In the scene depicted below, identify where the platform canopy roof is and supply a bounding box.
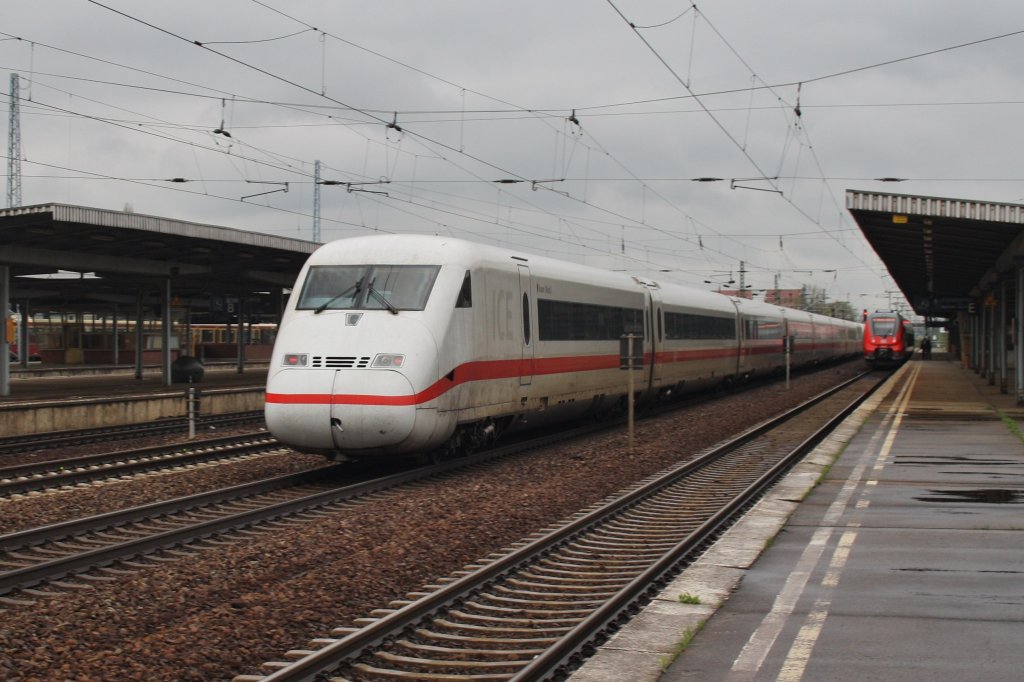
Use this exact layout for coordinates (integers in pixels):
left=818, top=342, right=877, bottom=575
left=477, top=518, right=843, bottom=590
left=0, top=203, right=318, bottom=313
left=847, top=190, right=1024, bottom=317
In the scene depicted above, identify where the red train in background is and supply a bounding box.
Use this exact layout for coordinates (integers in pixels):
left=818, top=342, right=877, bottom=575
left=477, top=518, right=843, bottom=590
left=863, top=310, right=915, bottom=367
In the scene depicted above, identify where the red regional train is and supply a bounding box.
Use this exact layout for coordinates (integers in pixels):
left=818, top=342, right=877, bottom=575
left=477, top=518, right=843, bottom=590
left=265, top=235, right=863, bottom=460
left=862, top=310, right=915, bottom=367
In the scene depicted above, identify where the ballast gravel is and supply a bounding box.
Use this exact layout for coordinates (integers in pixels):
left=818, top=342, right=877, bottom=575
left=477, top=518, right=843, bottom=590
left=0, top=362, right=865, bottom=681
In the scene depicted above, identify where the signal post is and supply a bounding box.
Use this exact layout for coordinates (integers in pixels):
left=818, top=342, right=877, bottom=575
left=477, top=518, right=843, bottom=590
left=619, top=333, right=643, bottom=451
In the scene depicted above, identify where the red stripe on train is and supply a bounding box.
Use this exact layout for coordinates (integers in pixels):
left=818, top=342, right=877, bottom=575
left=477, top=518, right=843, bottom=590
left=265, top=345, right=845, bottom=407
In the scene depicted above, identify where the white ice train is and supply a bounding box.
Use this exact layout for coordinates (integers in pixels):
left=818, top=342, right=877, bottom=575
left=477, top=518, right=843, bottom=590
left=265, top=235, right=862, bottom=459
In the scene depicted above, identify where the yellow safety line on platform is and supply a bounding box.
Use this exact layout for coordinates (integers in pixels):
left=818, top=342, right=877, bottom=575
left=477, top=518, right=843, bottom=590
left=728, top=362, right=919, bottom=680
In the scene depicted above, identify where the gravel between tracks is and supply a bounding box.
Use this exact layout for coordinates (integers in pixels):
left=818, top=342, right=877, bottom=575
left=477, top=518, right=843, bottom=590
left=0, top=428, right=326, bottom=536
left=0, top=362, right=864, bottom=681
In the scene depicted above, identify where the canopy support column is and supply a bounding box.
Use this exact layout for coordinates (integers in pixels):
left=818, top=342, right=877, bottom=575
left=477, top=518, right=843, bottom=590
left=999, top=280, right=1007, bottom=393
left=0, top=265, right=10, bottom=397
left=236, top=297, right=246, bottom=374
left=988, top=298, right=996, bottom=385
left=18, top=299, right=29, bottom=368
left=134, top=291, right=144, bottom=380
left=112, top=304, right=119, bottom=367
left=162, top=279, right=172, bottom=387
left=970, top=312, right=979, bottom=371
left=1016, top=263, right=1023, bottom=405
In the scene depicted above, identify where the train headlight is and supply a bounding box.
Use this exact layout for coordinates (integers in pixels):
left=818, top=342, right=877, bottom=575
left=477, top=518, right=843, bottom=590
left=371, top=353, right=406, bottom=368
left=283, top=353, right=308, bottom=367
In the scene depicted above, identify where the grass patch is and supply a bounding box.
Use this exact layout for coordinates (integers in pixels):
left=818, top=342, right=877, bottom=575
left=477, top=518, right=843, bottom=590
left=996, top=410, right=1024, bottom=444
left=815, top=460, right=834, bottom=485
left=660, top=621, right=706, bottom=670
left=677, top=592, right=701, bottom=605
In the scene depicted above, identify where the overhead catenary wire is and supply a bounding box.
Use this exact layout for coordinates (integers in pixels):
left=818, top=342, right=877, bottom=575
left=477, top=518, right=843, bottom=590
left=2, top=61, right=991, bottom=288
left=8, top=56, right=1021, bottom=119
left=605, top=0, right=888, bottom=282
left=2, top=51, right=768, bottom=266
left=7, top=3, right=986, bottom=300
left=81, top=0, right=613, bottom=238
left=75, top=1, right=764, bottom=275
left=229, top=0, right=764, bottom=267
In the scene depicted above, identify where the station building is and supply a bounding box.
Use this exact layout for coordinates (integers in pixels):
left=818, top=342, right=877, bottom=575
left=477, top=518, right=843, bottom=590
left=0, top=203, right=316, bottom=395
left=2, top=192, right=1023, bottom=403
left=847, top=190, right=1024, bottom=403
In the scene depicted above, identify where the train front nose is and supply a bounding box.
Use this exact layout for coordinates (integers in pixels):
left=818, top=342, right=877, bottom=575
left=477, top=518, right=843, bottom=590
left=326, top=369, right=417, bottom=450
left=264, top=314, right=438, bottom=456
left=264, top=366, right=340, bottom=453
left=265, top=364, right=419, bottom=454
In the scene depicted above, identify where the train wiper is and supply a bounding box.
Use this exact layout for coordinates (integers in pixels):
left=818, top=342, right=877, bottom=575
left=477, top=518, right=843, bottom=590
left=314, top=278, right=362, bottom=314
left=366, top=279, right=399, bottom=315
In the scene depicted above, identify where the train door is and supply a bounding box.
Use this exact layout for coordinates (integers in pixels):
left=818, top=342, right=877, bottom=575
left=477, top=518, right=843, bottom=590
left=648, top=289, right=664, bottom=386
left=64, top=322, right=83, bottom=364
left=781, top=312, right=791, bottom=359
left=731, top=299, right=748, bottom=377
left=517, top=264, right=533, bottom=386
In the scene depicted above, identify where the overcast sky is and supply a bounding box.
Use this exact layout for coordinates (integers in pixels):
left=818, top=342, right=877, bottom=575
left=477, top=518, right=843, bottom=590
left=3, top=1, right=1023, bottom=313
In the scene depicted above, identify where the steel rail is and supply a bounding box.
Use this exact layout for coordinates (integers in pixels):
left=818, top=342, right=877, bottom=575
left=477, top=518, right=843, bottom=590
left=511, top=371, right=883, bottom=680
left=0, top=464, right=343, bottom=552
left=0, top=410, right=264, bottom=454
left=254, top=370, right=878, bottom=682
left=0, top=430, right=272, bottom=480
left=0, top=461, right=430, bottom=595
left=0, top=418, right=608, bottom=597
left=0, top=434, right=283, bottom=496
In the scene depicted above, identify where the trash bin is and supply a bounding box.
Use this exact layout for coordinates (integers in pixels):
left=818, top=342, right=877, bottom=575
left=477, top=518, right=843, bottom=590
left=171, top=356, right=205, bottom=383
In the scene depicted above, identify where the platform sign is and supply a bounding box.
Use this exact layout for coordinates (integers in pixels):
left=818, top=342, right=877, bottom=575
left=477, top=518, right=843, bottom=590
left=619, top=334, right=643, bottom=370
left=919, top=297, right=973, bottom=313
left=619, top=333, right=642, bottom=452
left=784, top=334, right=795, bottom=390
left=207, top=296, right=242, bottom=322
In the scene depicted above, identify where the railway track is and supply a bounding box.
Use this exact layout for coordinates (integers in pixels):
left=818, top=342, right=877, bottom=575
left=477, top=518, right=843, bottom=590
left=234, top=370, right=882, bottom=682
left=0, top=462, right=365, bottom=601
left=0, top=409, right=265, bottom=455
left=0, top=416, right=610, bottom=603
left=0, top=430, right=285, bottom=497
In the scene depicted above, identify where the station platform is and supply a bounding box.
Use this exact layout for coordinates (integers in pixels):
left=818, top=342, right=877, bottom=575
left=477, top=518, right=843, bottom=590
left=0, top=362, right=268, bottom=436
left=570, top=356, right=1024, bottom=682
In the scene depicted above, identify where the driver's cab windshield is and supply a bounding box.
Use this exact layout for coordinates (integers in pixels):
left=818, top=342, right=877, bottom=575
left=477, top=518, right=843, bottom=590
left=297, top=264, right=441, bottom=312
left=870, top=317, right=897, bottom=336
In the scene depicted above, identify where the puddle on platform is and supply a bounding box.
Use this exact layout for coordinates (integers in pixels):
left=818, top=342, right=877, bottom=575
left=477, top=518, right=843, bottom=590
left=897, top=455, right=1017, bottom=467
left=914, top=488, right=1023, bottom=504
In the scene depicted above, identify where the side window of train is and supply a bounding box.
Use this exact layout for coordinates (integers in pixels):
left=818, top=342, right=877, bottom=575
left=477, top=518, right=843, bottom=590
left=522, top=293, right=531, bottom=345
left=658, top=308, right=663, bottom=341
left=455, top=270, right=472, bottom=308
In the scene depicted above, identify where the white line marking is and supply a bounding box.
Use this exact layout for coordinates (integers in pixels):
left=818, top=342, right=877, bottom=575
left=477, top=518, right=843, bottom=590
left=775, top=366, right=919, bottom=681
left=727, top=364, right=919, bottom=680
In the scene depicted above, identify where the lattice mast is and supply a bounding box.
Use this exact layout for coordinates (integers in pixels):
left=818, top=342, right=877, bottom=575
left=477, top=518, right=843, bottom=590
left=7, top=73, right=22, bottom=208
left=313, top=159, right=322, bottom=243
